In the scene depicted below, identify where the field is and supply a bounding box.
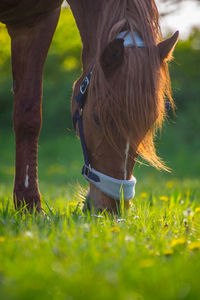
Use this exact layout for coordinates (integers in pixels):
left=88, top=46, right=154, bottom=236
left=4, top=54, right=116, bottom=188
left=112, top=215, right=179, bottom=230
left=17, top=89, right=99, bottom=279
left=0, top=7, right=200, bottom=300
left=1, top=131, right=200, bottom=300
left=1, top=180, right=200, bottom=300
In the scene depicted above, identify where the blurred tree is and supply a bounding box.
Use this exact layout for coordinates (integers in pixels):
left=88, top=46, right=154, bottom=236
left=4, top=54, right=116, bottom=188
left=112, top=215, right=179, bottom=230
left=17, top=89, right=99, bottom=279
left=158, top=0, right=200, bottom=16
left=161, top=27, right=200, bottom=175
left=160, top=0, right=200, bottom=2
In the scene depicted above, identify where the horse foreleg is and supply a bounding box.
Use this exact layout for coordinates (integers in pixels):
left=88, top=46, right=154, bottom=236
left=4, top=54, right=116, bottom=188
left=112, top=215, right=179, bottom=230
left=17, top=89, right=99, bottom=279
left=7, top=8, right=61, bottom=212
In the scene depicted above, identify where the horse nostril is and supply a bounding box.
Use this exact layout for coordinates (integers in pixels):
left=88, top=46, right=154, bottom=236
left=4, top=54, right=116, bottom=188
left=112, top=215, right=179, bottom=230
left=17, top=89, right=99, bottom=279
left=93, top=112, right=100, bottom=126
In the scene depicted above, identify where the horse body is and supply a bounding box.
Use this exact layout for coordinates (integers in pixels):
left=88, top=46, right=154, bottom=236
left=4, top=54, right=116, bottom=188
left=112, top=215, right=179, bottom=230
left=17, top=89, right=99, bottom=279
left=0, top=0, right=63, bottom=24
left=0, top=0, right=178, bottom=212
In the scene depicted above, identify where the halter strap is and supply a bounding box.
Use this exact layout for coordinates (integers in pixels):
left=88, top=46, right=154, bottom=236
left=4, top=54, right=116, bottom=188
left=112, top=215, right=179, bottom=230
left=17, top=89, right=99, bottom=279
left=72, top=68, right=136, bottom=201
left=72, top=70, right=92, bottom=167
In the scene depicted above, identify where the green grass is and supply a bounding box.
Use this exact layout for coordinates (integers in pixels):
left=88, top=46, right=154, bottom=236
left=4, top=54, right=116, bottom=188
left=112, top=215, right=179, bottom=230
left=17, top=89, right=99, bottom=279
left=1, top=129, right=200, bottom=299
left=0, top=179, right=200, bottom=300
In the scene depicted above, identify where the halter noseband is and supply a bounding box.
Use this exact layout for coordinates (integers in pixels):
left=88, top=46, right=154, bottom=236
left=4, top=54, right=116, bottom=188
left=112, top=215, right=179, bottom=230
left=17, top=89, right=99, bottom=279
left=72, top=31, right=146, bottom=201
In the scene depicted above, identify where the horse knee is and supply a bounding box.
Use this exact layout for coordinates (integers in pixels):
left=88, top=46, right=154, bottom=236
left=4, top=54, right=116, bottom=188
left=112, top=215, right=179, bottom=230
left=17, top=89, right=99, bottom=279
left=13, top=100, right=42, bottom=137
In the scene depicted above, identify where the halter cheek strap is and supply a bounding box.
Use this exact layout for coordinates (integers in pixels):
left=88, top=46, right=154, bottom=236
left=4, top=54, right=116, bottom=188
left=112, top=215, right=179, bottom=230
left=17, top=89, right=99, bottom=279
left=72, top=67, right=136, bottom=201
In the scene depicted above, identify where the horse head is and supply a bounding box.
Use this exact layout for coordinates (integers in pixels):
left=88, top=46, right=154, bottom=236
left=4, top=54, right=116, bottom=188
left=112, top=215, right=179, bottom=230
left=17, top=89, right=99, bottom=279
left=72, top=0, right=179, bottom=213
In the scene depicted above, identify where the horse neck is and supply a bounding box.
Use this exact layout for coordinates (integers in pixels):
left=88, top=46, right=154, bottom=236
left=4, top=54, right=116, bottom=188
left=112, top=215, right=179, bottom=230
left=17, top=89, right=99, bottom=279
left=68, top=0, right=103, bottom=68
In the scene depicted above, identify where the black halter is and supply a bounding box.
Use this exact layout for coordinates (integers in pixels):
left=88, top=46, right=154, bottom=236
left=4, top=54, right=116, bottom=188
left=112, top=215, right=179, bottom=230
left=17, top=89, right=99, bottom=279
left=72, top=70, right=101, bottom=183
left=72, top=73, right=137, bottom=201
left=72, top=70, right=92, bottom=165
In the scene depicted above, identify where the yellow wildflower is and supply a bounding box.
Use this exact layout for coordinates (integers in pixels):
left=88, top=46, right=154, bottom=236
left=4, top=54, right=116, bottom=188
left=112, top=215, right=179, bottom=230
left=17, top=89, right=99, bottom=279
left=167, top=181, right=174, bottom=189
left=149, top=250, right=154, bottom=256
left=13, top=237, right=20, bottom=241
left=188, top=242, right=200, bottom=251
left=164, top=249, right=174, bottom=256
left=159, top=196, right=169, bottom=202
left=195, top=207, right=200, bottom=213
left=139, top=259, right=155, bottom=268
left=0, top=237, right=5, bottom=242
left=140, top=192, right=148, bottom=199
left=171, top=238, right=186, bottom=248
left=103, top=244, right=109, bottom=250
left=111, top=227, right=120, bottom=233
left=184, top=189, right=190, bottom=196
left=69, top=202, right=77, bottom=208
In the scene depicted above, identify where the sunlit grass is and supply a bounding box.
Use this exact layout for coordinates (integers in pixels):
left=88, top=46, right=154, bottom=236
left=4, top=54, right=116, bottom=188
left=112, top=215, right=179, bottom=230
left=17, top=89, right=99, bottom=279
left=0, top=179, right=200, bottom=300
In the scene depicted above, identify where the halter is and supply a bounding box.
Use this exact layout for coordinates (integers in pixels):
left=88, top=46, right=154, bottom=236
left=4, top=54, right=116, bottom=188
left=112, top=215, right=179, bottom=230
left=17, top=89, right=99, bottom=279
left=72, top=31, right=146, bottom=201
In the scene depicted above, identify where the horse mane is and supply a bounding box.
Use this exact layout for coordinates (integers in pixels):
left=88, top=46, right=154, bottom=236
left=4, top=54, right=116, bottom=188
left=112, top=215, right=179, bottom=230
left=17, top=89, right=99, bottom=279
left=88, top=0, right=174, bottom=171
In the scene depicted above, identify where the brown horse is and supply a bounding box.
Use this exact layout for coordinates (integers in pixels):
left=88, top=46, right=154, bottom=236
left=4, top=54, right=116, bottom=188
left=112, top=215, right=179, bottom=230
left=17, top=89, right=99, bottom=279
left=1, top=0, right=178, bottom=213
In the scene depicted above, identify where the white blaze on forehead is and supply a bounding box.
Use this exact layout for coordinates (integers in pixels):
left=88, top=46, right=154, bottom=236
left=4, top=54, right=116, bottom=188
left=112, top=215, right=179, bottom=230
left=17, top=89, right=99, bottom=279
left=25, top=165, right=29, bottom=188
left=124, top=142, right=130, bottom=180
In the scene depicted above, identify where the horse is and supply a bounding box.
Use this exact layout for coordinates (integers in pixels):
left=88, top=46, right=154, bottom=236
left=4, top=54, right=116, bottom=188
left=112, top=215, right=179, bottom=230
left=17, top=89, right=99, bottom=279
left=0, top=0, right=178, bottom=213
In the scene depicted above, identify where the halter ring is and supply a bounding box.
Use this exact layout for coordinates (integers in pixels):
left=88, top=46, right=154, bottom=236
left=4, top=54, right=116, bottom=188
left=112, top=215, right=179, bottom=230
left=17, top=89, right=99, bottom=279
left=80, top=76, right=90, bottom=95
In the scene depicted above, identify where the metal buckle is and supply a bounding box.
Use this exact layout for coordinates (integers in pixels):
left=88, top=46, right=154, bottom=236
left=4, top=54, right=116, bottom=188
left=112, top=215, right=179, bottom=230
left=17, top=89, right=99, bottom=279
left=80, top=77, right=90, bottom=95
left=82, top=165, right=101, bottom=183
left=165, top=101, right=171, bottom=111
left=82, top=164, right=91, bottom=176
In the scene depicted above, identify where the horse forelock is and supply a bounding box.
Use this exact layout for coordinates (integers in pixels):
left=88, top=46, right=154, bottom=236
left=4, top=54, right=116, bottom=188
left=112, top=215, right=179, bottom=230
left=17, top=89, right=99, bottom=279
left=88, top=0, right=173, bottom=171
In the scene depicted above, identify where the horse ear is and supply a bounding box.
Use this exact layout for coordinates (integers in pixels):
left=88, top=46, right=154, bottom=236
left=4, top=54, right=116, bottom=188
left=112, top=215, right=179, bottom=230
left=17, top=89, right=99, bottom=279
left=100, top=39, right=124, bottom=78
left=158, top=31, right=179, bottom=61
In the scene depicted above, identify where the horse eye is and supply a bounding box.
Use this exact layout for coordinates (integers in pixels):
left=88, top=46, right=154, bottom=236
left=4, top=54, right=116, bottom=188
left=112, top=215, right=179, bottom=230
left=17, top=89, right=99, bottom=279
left=93, top=112, right=100, bottom=126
